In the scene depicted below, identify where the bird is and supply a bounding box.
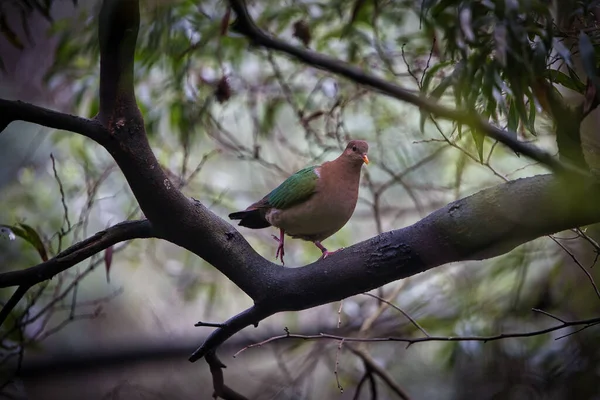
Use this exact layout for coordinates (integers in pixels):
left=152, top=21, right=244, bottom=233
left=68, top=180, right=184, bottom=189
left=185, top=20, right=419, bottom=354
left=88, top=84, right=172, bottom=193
left=229, top=140, right=369, bottom=265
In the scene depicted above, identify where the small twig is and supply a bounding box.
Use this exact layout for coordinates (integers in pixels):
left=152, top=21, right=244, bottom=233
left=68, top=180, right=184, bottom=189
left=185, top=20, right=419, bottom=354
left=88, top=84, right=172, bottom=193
left=532, top=308, right=566, bottom=323
left=550, top=236, right=600, bottom=300
left=419, top=37, right=437, bottom=88
left=334, top=339, right=345, bottom=393
left=195, top=321, right=226, bottom=328
left=0, top=285, right=31, bottom=327
left=362, top=292, right=430, bottom=337
left=179, top=149, right=221, bottom=189
left=234, top=314, right=600, bottom=358
left=367, top=367, right=377, bottom=400
left=50, top=154, right=72, bottom=232
left=352, top=371, right=370, bottom=400
left=554, top=321, right=600, bottom=340
left=337, top=300, right=344, bottom=329
left=206, top=351, right=249, bottom=400
left=401, top=44, right=420, bottom=87
left=349, top=346, right=411, bottom=400
left=575, top=228, right=600, bottom=268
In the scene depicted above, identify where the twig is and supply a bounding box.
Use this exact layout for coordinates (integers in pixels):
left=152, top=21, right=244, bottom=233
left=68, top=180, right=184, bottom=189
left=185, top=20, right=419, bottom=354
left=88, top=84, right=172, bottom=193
left=206, top=352, right=249, bottom=400
left=50, top=154, right=72, bottom=231
left=532, top=308, right=566, bottom=323
left=349, top=345, right=412, bottom=400
left=0, top=285, right=31, bottom=327
left=362, top=292, right=429, bottom=337
left=190, top=305, right=272, bottom=362
left=334, top=339, right=345, bottom=393
left=195, top=321, right=226, bottom=328
left=233, top=314, right=600, bottom=357
left=352, top=370, right=370, bottom=400
left=550, top=236, right=600, bottom=300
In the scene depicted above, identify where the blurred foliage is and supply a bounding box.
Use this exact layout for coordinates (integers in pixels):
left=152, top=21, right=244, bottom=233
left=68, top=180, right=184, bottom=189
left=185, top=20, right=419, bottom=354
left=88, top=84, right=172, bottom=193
left=2, top=0, right=600, bottom=399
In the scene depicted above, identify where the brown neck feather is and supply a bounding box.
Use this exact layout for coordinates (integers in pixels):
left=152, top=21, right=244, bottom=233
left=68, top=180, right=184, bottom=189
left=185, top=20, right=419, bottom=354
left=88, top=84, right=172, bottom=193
left=326, top=155, right=363, bottom=182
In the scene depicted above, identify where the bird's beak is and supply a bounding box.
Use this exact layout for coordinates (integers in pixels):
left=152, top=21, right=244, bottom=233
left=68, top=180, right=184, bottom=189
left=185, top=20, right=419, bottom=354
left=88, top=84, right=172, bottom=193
left=362, top=154, right=369, bottom=165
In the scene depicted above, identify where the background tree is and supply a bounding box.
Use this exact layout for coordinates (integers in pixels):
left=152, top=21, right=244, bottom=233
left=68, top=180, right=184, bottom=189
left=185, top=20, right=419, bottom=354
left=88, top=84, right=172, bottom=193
left=2, top=0, right=600, bottom=399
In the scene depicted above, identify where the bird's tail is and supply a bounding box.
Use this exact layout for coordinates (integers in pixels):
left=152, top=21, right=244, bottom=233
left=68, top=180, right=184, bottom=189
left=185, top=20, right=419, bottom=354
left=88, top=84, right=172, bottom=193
left=228, top=209, right=271, bottom=229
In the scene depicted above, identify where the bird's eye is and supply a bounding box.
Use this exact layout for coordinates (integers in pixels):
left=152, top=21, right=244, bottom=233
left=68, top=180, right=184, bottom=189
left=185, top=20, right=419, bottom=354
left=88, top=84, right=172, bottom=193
left=352, top=145, right=357, bottom=152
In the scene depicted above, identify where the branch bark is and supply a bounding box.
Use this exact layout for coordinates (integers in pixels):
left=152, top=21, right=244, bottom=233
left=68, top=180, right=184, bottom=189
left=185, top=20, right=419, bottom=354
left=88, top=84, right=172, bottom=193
left=0, top=99, right=107, bottom=142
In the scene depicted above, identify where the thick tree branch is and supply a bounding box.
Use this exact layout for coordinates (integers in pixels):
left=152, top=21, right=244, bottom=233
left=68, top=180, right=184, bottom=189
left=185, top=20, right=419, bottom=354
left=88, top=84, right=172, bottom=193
left=226, top=0, right=586, bottom=176
left=189, top=175, right=600, bottom=359
left=0, top=220, right=155, bottom=289
left=0, top=99, right=107, bottom=142
left=98, top=0, right=139, bottom=127
left=190, top=306, right=274, bottom=362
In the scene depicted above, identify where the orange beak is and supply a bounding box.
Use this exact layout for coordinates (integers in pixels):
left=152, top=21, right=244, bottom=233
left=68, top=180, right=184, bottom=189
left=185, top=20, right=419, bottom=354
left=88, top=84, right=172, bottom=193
left=362, top=154, right=369, bottom=165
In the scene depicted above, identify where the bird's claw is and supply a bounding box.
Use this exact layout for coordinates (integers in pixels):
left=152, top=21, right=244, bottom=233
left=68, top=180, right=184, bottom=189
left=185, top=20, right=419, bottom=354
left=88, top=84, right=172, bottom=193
left=272, top=234, right=285, bottom=265
left=275, top=243, right=285, bottom=265
left=319, top=247, right=344, bottom=260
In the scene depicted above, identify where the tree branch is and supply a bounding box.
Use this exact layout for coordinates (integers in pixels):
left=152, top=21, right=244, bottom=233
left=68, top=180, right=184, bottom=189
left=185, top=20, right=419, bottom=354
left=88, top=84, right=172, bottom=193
left=0, top=285, right=31, bottom=329
left=348, top=345, right=412, bottom=400
left=226, top=0, right=586, bottom=176
left=234, top=312, right=600, bottom=355
left=190, top=306, right=274, bottom=362
left=0, top=220, right=155, bottom=289
left=206, top=352, right=249, bottom=400
left=98, top=0, right=140, bottom=126
left=0, top=99, right=107, bottom=142
left=191, top=175, right=600, bottom=359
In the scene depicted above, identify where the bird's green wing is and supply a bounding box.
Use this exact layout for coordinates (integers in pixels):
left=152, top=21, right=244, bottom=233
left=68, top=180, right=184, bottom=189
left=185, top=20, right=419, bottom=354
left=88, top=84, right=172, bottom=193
left=266, top=166, right=319, bottom=210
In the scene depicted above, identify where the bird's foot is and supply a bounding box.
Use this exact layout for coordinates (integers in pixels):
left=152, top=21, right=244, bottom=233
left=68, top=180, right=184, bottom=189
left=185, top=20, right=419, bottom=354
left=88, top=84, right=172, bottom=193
left=272, top=230, right=286, bottom=265
left=319, top=248, right=343, bottom=260
left=314, top=241, right=344, bottom=260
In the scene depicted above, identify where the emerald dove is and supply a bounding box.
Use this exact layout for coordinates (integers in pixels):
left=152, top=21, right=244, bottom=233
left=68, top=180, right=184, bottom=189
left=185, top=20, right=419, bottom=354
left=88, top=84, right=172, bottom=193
left=229, top=140, right=369, bottom=264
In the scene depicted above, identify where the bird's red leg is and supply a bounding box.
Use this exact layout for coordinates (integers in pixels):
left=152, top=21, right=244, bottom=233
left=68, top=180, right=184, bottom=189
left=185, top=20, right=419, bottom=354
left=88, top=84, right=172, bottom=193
left=314, top=241, right=342, bottom=259
left=271, top=228, right=285, bottom=265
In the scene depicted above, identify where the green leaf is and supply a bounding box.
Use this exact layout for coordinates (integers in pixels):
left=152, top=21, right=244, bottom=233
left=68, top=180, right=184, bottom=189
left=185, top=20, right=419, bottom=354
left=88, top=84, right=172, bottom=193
left=494, top=23, right=507, bottom=67
left=527, top=98, right=537, bottom=135
left=420, top=60, right=453, bottom=94
left=17, top=223, right=48, bottom=262
left=471, top=129, right=485, bottom=162
left=507, top=100, right=519, bottom=134
left=419, top=74, right=453, bottom=133
left=546, top=69, right=585, bottom=94
left=1, top=223, right=48, bottom=262
left=511, top=82, right=529, bottom=128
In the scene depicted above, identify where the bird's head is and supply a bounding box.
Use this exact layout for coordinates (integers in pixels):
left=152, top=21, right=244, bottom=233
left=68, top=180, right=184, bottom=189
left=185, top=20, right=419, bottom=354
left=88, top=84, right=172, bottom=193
left=343, top=140, right=369, bottom=166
